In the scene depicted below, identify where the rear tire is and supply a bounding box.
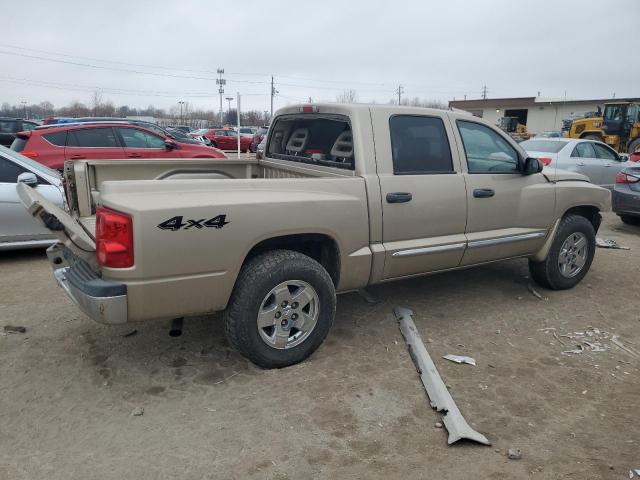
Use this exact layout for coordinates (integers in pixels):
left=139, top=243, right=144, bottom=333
left=620, top=215, right=640, bottom=225
left=529, top=215, right=596, bottom=290
left=628, top=138, right=640, bottom=154
left=224, top=250, right=336, bottom=369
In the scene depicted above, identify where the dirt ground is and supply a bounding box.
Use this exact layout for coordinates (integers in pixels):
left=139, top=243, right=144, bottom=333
left=1, top=213, right=638, bottom=480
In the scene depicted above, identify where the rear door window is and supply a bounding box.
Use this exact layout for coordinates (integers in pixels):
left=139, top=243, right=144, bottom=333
left=389, top=115, right=453, bottom=174
left=571, top=142, right=596, bottom=158
left=67, top=128, right=119, bottom=147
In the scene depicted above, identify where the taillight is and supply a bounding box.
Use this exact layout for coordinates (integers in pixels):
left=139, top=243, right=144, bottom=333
left=299, top=105, right=318, bottom=113
left=22, top=151, right=39, bottom=159
left=538, top=157, right=553, bottom=166
left=615, top=172, right=639, bottom=184
left=96, top=206, right=134, bottom=268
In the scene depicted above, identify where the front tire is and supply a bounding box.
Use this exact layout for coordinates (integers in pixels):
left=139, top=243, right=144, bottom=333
left=224, top=250, right=336, bottom=368
left=529, top=215, right=596, bottom=290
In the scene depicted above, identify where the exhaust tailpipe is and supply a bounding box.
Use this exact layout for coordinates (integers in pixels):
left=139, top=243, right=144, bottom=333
left=169, top=317, right=184, bottom=337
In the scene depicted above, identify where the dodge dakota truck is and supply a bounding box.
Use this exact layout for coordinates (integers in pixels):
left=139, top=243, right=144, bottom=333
left=19, top=104, right=610, bottom=368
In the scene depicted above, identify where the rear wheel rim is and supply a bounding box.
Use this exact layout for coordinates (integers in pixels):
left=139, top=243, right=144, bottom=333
left=257, top=280, right=319, bottom=349
left=558, top=232, right=588, bottom=278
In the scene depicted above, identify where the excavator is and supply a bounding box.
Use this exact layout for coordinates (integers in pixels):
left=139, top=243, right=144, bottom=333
left=565, top=101, right=640, bottom=153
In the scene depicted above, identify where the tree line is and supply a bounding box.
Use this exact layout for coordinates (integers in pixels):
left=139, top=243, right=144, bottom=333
left=0, top=97, right=270, bottom=127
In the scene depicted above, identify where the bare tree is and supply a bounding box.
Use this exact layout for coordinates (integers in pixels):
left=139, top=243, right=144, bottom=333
left=91, top=90, right=103, bottom=116
left=336, top=89, right=358, bottom=103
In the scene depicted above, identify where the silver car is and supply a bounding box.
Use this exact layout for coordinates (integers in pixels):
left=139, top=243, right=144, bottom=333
left=0, top=146, right=65, bottom=250
left=522, top=138, right=629, bottom=189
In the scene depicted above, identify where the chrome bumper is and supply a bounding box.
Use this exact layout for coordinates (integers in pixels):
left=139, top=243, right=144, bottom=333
left=48, top=244, right=128, bottom=325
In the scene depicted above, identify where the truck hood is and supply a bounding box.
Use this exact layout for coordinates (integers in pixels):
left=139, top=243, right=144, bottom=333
left=542, top=167, right=589, bottom=183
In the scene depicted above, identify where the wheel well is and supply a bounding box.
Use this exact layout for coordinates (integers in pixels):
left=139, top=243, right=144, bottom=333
left=580, top=132, right=602, bottom=139
left=244, top=234, right=340, bottom=286
left=563, top=206, right=601, bottom=232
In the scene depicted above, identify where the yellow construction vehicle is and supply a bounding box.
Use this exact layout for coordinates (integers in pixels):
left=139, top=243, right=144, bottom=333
left=498, top=116, right=533, bottom=142
left=566, top=101, right=640, bottom=153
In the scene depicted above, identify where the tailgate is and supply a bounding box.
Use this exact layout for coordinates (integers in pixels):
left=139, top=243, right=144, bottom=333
left=17, top=182, right=96, bottom=263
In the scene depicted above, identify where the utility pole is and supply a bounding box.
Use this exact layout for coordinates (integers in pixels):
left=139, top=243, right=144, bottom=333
left=178, top=101, right=185, bottom=124
left=216, top=68, right=226, bottom=125
left=270, top=76, right=278, bottom=120
left=21, top=101, right=27, bottom=119
left=481, top=85, right=488, bottom=100
left=396, top=85, right=404, bottom=105
left=237, top=92, right=241, bottom=157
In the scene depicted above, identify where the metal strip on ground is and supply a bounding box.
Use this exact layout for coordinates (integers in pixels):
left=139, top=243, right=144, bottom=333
left=394, top=306, right=491, bottom=446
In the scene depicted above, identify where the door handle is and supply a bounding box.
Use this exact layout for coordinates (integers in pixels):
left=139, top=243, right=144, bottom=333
left=386, top=192, right=412, bottom=203
left=69, top=154, right=85, bottom=160
left=603, top=163, right=611, bottom=167
left=575, top=161, right=585, bottom=166
left=473, top=188, right=495, bottom=198
left=127, top=153, right=142, bottom=158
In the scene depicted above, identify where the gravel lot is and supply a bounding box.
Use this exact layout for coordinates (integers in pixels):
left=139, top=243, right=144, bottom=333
left=1, top=212, right=638, bottom=480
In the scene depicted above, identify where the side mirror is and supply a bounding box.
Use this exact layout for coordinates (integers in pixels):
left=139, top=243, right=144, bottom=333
left=17, top=172, right=38, bottom=187
left=522, top=157, right=543, bottom=175
left=618, top=153, right=629, bottom=162
left=164, top=139, right=177, bottom=150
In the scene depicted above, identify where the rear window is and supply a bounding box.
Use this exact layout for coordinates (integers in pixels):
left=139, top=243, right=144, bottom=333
left=520, top=139, right=568, bottom=153
left=266, top=114, right=354, bottom=170
left=43, top=131, right=67, bottom=146
left=0, top=120, right=19, bottom=133
left=10, top=136, right=27, bottom=152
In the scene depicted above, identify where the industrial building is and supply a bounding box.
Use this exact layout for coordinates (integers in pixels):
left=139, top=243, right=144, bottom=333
left=448, top=96, right=640, bottom=135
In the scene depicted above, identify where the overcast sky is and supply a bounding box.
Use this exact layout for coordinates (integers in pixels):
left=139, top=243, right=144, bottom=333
left=2, top=0, right=639, bottom=113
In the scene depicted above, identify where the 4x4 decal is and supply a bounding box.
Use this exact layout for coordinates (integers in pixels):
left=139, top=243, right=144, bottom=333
left=158, top=215, right=229, bottom=231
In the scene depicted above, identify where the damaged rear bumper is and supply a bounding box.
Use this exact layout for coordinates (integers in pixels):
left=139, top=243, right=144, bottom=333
left=48, top=244, right=128, bottom=325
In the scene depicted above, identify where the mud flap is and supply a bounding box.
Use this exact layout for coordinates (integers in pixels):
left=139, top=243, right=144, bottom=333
left=17, top=182, right=96, bottom=263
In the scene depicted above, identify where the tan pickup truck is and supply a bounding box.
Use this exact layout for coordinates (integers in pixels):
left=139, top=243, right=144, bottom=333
left=19, top=104, right=610, bottom=368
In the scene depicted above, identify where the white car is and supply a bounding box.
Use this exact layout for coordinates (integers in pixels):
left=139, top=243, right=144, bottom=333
left=0, top=146, right=65, bottom=250
left=521, top=138, right=629, bottom=189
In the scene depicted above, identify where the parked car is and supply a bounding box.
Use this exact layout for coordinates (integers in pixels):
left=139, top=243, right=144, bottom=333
left=630, top=151, right=640, bottom=163
left=189, top=128, right=212, bottom=145
left=45, top=117, right=204, bottom=145
left=0, top=145, right=64, bottom=249
left=21, top=103, right=609, bottom=369
left=168, top=125, right=193, bottom=133
left=250, top=126, right=269, bottom=153
left=204, top=128, right=252, bottom=152
left=521, top=138, right=629, bottom=189
left=612, top=166, right=640, bottom=225
left=0, top=118, right=39, bottom=147
left=11, top=123, right=226, bottom=170
left=238, top=127, right=257, bottom=137
left=255, top=135, right=267, bottom=159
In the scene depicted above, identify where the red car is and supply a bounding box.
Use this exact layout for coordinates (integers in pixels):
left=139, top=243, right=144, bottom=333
left=11, top=123, right=226, bottom=170
left=630, top=151, right=640, bottom=162
left=204, top=128, right=252, bottom=152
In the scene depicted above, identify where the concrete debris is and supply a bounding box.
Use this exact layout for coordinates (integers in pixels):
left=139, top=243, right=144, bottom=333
left=131, top=406, right=144, bottom=416
left=596, top=237, right=630, bottom=250
left=3, top=325, right=26, bottom=334
left=394, top=307, right=490, bottom=446
left=507, top=448, right=522, bottom=460
left=611, top=335, right=640, bottom=359
left=434, top=422, right=443, bottom=428
left=443, top=354, right=476, bottom=366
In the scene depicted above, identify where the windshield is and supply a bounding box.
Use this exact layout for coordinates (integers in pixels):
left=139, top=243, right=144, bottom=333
left=0, top=145, right=61, bottom=179
left=521, top=139, right=568, bottom=153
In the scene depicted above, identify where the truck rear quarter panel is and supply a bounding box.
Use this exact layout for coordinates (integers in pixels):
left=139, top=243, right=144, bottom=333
left=98, top=177, right=371, bottom=321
